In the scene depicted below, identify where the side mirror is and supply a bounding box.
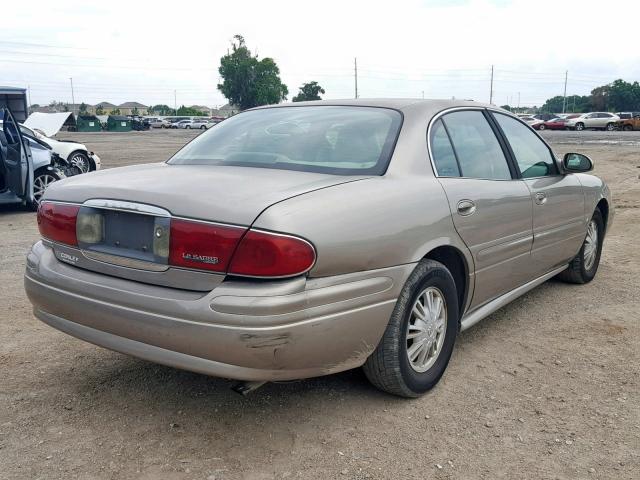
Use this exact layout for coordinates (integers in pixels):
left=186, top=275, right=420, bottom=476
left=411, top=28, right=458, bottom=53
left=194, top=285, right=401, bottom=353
left=563, top=153, right=593, bottom=173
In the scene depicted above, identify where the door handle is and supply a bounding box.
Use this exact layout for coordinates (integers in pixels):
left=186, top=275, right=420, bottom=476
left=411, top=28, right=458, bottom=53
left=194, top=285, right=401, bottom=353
left=457, top=199, right=476, bottom=216
left=535, top=192, right=547, bottom=205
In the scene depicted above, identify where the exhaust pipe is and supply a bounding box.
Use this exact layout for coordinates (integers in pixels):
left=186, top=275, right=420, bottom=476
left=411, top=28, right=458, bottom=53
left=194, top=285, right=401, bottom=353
left=231, top=380, right=266, bottom=396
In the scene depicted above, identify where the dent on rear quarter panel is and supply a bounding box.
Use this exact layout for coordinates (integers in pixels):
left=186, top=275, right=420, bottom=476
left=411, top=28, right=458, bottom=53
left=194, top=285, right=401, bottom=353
left=252, top=175, right=464, bottom=278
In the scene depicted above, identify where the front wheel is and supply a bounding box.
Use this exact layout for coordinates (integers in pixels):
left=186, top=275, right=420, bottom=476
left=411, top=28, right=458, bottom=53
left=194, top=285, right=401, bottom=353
left=606, top=123, right=615, bottom=131
left=538, top=124, right=546, bottom=130
left=363, top=259, right=459, bottom=397
left=200, top=125, right=206, bottom=130
left=69, top=150, right=91, bottom=173
left=558, top=209, right=604, bottom=284
left=575, top=122, right=585, bottom=131
left=29, top=170, right=63, bottom=211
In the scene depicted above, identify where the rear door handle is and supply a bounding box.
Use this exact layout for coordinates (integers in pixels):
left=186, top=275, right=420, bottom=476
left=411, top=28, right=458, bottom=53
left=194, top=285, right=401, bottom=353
left=535, top=192, right=547, bottom=205
left=457, top=199, right=476, bottom=216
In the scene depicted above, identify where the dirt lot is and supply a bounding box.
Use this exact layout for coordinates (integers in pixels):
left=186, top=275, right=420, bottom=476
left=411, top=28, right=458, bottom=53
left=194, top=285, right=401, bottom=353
left=1, top=129, right=638, bottom=479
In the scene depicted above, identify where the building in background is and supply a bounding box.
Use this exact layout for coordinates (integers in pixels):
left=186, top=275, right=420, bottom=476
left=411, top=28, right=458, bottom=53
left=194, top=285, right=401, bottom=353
left=118, top=102, right=148, bottom=116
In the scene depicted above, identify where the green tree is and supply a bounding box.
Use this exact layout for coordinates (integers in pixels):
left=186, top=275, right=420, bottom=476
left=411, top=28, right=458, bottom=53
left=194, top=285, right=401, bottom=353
left=590, top=85, right=610, bottom=111
left=217, top=35, right=288, bottom=110
left=131, top=107, right=140, bottom=116
left=110, top=108, right=121, bottom=115
left=500, top=104, right=512, bottom=112
left=95, top=106, right=105, bottom=115
left=607, top=79, right=640, bottom=111
left=176, top=105, right=207, bottom=116
left=292, top=81, right=325, bottom=102
left=79, top=102, right=88, bottom=114
left=149, top=104, right=173, bottom=115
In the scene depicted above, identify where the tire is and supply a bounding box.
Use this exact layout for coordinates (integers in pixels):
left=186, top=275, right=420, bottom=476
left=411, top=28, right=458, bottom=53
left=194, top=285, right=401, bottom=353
left=363, top=259, right=459, bottom=397
left=68, top=150, right=91, bottom=173
left=200, top=125, right=206, bottom=130
left=161, top=124, right=166, bottom=129
left=557, top=209, right=604, bottom=284
left=538, top=124, right=545, bottom=130
left=605, top=123, right=615, bottom=131
left=623, top=125, right=632, bottom=131
left=575, top=122, right=585, bottom=131
left=29, top=170, right=63, bottom=211
left=186, top=125, right=191, bottom=129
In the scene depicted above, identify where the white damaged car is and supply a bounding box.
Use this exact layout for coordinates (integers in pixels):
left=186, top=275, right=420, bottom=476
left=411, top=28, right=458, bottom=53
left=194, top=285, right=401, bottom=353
left=19, top=123, right=101, bottom=173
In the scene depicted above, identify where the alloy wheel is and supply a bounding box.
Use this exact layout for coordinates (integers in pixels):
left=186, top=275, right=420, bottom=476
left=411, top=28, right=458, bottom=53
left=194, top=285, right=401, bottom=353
left=33, top=174, right=58, bottom=205
left=70, top=153, right=90, bottom=173
left=583, top=220, right=598, bottom=271
left=406, top=286, right=447, bottom=373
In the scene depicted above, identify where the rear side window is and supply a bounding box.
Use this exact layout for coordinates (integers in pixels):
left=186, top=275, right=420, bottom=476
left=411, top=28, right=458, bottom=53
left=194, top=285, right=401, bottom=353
left=430, top=119, right=460, bottom=177
left=493, top=113, right=558, bottom=178
left=440, top=110, right=511, bottom=180
left=169, top=106, right=402, bottom=175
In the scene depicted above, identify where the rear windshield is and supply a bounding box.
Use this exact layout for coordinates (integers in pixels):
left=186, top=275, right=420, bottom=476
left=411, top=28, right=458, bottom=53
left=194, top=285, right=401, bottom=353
left=168, top=106, right=402, bottom=175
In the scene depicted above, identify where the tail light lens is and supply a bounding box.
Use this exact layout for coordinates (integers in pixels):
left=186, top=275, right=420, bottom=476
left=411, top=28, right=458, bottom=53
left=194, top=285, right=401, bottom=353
left=37, top=202, right=80, bottom=246
left=168, top=219, right=245, bottom=272
left=228, top=230, right=316, bottom=278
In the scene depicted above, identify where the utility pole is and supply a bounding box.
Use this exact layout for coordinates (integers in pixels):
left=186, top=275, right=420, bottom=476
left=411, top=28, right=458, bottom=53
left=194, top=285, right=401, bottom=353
left=174, top=90, right=177, bottom=115
left=421, top=90, right=425, bottom=99
left=562, top=70, right=568, bottom=114
left=517, top=92, right=520, bottom=113
left=489, top=65, right=494, bottom=104
left=354, top=57, right=358, bottom=99
left=69, top=77, right=75, bottom=111
left=27, top=85, right=31, bottom=114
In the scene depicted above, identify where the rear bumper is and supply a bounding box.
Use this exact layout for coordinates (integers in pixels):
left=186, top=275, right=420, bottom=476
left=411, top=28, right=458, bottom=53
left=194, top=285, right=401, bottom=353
left=25, top=241, right=412, bottom=381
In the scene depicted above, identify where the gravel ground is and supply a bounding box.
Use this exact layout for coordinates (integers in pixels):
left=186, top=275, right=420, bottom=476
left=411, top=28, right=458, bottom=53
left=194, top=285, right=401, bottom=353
left=1, top=129, right=638, bottom=479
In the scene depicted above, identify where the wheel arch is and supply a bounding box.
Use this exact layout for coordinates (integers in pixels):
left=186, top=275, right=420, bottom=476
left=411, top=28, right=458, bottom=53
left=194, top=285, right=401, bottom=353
left=422, top=245, right=470, bottom=322
left=596, top=198, right=609, bottom=234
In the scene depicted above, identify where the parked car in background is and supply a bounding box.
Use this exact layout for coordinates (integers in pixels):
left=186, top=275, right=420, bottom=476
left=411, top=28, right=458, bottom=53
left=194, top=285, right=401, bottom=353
left=25, top=99, right=612, bottom=398
left=131, top=118, right=151, bottom=131
left=616, top=114, right=640, bottom=131
left=533, top=113, right=558, bottom=122
left=615, top=112, right=640, bottom=120
left=536, top=117, right=567, bottom=131
left=186, top=118, right=212, bottom=130
left=169, top=118, right=191, bottom=129
left=0, top=109, right=66, bottom=209
left=519, top=115, right=544, bottom=129
left=565, top=112, right=619, bottom=131
left=147, top=118, right=170, bottom=129
left=174, top=119, right=192, bottom=129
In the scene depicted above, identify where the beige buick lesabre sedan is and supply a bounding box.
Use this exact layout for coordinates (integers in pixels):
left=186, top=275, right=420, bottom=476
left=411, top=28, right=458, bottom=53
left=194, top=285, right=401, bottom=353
left=24, top=99, right=612, bottom=397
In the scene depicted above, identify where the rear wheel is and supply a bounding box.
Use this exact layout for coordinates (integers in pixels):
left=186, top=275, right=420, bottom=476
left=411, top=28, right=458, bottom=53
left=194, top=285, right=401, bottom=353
left=363, top=259, right=459, bottom=397
left=558, top=209, right=604, bottom=284
left=623, top=124, right=633, bottom=131
left=575, top=122, right=585, bottom=131
left=29, top=170, right=63, bottom=211
left=200, top=125, right=206, bottom=130
left=186, top=125, right=191, bottom=129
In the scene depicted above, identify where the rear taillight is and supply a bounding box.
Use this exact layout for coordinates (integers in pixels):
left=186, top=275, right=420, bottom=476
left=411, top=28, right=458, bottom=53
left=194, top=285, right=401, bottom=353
left=168, top=219, right=245, bottom=272
left=37, top=202, right=80, bottom=246
left=228, top=230, right=316, bottom=278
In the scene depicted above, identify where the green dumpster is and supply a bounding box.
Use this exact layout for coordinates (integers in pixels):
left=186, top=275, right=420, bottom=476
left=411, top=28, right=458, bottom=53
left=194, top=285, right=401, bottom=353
left=107, top=115, right=132, bottom=132
left=76, top=115, right=102, bottom=132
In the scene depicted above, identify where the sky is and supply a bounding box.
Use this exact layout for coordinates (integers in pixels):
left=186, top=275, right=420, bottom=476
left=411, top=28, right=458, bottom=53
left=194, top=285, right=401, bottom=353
left=3, top=0, right=640, bottom=109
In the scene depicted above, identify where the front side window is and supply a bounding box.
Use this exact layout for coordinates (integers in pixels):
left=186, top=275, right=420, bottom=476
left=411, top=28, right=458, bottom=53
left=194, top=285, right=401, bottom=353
left=169, top=106, right=402, bottom=175
left=493, top=113, right=558, bottom=178
left=440, top=110, right=511, bottom=180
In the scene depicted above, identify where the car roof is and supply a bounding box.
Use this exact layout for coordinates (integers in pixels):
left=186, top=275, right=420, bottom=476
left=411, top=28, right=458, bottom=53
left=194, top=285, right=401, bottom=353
left=251, top=98, right=497, bottom=116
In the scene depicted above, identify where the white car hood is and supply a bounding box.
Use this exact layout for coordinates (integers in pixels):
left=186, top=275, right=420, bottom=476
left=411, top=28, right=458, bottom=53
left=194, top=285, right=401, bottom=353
left=24, top=112, right=75, bottom=136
